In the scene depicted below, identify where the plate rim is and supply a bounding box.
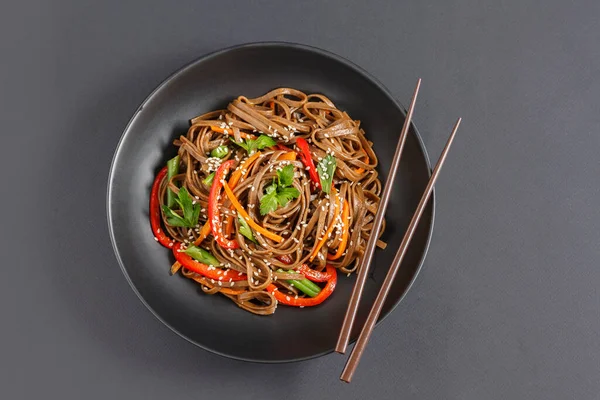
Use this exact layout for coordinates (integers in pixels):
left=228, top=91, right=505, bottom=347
left=106, top=41, right=436, bottom=363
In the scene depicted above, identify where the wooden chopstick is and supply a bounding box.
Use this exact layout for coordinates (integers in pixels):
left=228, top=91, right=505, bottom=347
left=340, top=117, right=462, bottom=383
left=335, top=79, right=422, bottom=354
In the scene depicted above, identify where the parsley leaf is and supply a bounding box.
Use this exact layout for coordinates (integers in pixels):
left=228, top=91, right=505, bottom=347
left=232, top=134, right=277, bottom=154
left=277, top=164, right=294, bottom=187
left=260, top=184, right=279, bottom=215
left=161, top=187, right=200, bottom=228
left=259, top=167, right=301, bottom=215
left=317, top=155, right=337, bottom=194
left=276, top=187, right=300, bottom=207
left=253, top=135, right=277, bottom=150
left=238, top=215, right=257, bottom=243
left=161, top=206, right=188, bottom=227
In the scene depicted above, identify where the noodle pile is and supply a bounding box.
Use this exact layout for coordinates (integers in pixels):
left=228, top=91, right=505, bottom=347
left=153, top=88, right=384, bottom=315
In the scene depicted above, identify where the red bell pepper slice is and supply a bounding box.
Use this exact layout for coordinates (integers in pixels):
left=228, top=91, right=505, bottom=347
left=295, top=138, right=321, bottom=190
left=268, top=264, right=337, bottom=307
left=276, top=255, right=333, bottom=282
left=150, top=166, right=175, bottom=248
left=172, top=243, right=247, bottom=281
left=208, top=160, right=239, bottom=249
left=297, top=264, right=333, bottom=282
left=276, top=144, right=292, bottom=152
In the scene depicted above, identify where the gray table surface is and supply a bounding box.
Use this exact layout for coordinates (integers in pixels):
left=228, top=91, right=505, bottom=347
left=2, top=1, right=599, bottom=399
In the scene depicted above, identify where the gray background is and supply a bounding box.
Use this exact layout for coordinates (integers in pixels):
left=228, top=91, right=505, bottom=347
left=2, top=0, right=599, bottom=399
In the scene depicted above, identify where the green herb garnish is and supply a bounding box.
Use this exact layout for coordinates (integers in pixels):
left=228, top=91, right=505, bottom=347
left=161, top=187, right=200, bottom=228
left=260, top=164, right=300, bottom=215
left=232, top=134, right=277, bottom=154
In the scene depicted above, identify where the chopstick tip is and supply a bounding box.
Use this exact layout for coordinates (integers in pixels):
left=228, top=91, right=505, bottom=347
left=453, top=117, right=462, bottom=131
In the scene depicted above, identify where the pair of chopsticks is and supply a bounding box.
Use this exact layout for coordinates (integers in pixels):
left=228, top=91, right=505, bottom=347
left=336, top=78, right=461, bottom=382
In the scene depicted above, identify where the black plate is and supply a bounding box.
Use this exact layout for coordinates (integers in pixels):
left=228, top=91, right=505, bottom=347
left=107, top=42, right=434, bottom=363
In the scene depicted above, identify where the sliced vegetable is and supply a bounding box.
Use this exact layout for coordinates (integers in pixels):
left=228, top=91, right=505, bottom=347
left=232, top=134, right=277, bottom=155
left=210, top=145, right=229, bottom=158
left=309, top=187, right=340, bottom=261
left=296, top=278, right=322, bottom=296
left=172, top=243, right=246, bottom=281
left=166, top=155, right=180, bottom=207
left=276, top=256, right=334, bottom=283
left=238, top=215, right=257, bottom=243
left=277, top=269, right=320, bottom=298
left=203, top=172, right=215, bottom=186
left=150, top=167, right=174, bottom=248
left=297, top=264, right=333, bottom=282
left=316, top=154, right=337, bottom=194
left=228, top=151, right=261, bottom=188
left=161, top=187, right=200, bottom=228
left=327, top=199, right=349, bottom=260
left=295, top=138, right=321, bottom=190
left=170, top=261, right=182, bottom=275
left=224, top=151, right=263, bottom=237
left=268, top=264, right=337, bottom=307
left=184, top=245, right=219, bottom=266
left=276, top=254, right=294, bottom=265
left=276, top=144, right=292, bottom=152
left=208, top=160, right=239, bottom=249
left=277, top=151, right=297, bottom=161
left=222, top=182, right=284, bottom=243
left=193, top=221, right=212, bottom=246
